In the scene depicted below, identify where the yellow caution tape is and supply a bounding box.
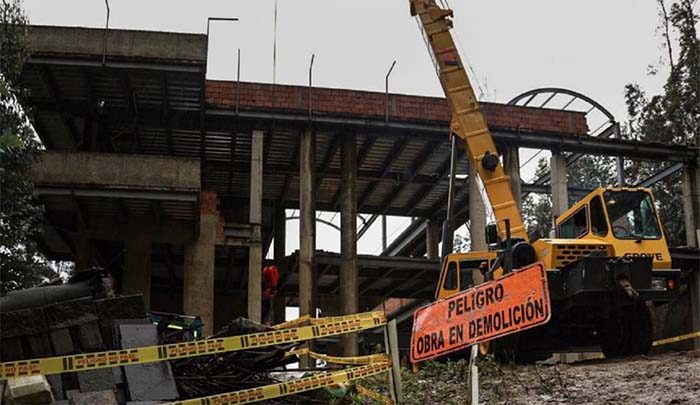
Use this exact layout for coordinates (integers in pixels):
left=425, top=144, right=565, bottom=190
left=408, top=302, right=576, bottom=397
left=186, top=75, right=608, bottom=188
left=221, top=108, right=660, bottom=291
left=0, top=311, right=386, bottom=379
left=286, top=348, right=389, bottom=365
left=652, top=330, right=700, bottom=347
left=273, top=315, right=311, bottom=330
left=356, top=384, right=395, bottom=405
left=273, top=312, right=383, bottom=330
left=163, top=361, right=392, bottom=405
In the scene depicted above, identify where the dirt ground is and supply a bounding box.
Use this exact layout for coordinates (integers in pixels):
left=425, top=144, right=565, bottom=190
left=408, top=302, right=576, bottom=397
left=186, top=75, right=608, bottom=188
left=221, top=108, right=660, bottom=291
left=399, top=350, right=700, bottom=404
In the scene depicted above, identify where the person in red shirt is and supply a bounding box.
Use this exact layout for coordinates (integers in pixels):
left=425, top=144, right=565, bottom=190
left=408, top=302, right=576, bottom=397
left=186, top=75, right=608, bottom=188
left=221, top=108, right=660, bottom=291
left=262, top=265, right=280, bottom=325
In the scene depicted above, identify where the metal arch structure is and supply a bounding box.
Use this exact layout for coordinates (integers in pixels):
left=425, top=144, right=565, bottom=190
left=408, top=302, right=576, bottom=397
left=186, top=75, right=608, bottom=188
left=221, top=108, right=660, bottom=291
left=508, top=87, right=615, bottom=124
left=509, top=87, right=625, bottom=188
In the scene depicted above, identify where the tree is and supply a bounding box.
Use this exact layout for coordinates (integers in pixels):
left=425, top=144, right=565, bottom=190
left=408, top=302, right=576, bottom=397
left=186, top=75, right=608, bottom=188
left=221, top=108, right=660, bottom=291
left=623, top=0, right=698, bottom=246
left=1, top=0, right=56, bottom=294
left=522, top=1, right=698, bottom=246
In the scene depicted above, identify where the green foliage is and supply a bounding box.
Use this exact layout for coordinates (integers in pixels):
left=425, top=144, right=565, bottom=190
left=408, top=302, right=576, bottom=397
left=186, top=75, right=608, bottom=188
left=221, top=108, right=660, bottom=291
left=1, top=0, right=55, bottom=294
left=523, top=1, right=698, bottom=246
left=623, top=0, right=699, bottom=246
left=522, top=158, right=553, bottom=238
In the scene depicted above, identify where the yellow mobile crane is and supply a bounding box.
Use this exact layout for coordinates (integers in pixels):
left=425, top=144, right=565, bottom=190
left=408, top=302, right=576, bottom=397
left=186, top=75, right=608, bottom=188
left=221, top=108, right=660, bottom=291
left=410, top=0, right=680, bottom=359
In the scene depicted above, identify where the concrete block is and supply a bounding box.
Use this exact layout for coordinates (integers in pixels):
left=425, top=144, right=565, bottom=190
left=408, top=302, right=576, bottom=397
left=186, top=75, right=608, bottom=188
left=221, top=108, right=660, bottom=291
left=4, top=375, right=54, bottom=403
left=96, top=295, right=147, bottom=321
left=27, top=334, right=53, bottom=358
left=64, top=389, right=79, bottom=400
left=49, top=329, right=74, bottom=355
left=0, top=338, right=24, bottom=361
left=76, top=323, right=105, bottom=351
left=46, top=375, right=64, bottom=400
left=77, top=369, right=115, bottom=393
left=111, top=319, right=151, bottom=349
left=44, top=298, right=98, bottom=329
left=71, top=390, right=117, bottom=405
left=119, top=324, right=178, bottom=401
left=0, top=308, right=48, bottom=338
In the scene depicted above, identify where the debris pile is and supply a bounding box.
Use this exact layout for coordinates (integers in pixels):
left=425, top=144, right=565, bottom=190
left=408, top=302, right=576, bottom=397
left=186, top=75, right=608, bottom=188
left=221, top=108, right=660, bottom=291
left=0, top=271, right=329, bottom=404
left=170, top=318, right=323, bottom=403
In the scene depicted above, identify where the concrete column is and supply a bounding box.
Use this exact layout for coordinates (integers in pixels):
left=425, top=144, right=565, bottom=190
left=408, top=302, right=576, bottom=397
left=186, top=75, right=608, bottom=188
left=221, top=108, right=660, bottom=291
left=340, top=133, right=359, bottom=357
left=299, top=129, right=316, bottom=367
left=468, top=162, right=487, bottom=251
left=682, top=162, right=700, bottom=349
left=551, top=151, right=569, bottom=219
left=122, top=235, right=152, bottom=308
left=273, top=207, right=287, bottom=324
left=503, top=145, right=522, bottom=211
left=426, top=220, right=441, bottom=259
left=682, top=164, right=700, bottom=247
left=248, top=130, right=264, bottom=323
left=299, top=129, right=316, bottom=315
left=184, top=192, right=218, bottom=336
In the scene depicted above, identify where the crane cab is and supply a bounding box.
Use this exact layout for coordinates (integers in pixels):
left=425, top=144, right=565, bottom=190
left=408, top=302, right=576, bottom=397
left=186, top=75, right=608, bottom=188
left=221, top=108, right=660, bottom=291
left=552, top=187, right=672, bottom=269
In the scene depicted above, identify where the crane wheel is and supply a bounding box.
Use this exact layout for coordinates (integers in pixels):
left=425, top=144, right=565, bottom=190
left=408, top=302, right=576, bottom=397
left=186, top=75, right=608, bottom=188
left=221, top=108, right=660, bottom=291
left=601, top=302, right=653, bottom=358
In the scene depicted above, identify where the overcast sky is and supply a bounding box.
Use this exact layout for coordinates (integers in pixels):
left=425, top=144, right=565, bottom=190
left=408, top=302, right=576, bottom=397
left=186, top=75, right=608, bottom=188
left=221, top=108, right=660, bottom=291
left=23, top=0, right=675, bottom=255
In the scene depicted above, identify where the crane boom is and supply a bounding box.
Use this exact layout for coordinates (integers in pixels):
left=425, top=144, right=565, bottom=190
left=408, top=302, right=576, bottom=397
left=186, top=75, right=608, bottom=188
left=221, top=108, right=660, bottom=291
left=410, top=0, right=527, bottom=241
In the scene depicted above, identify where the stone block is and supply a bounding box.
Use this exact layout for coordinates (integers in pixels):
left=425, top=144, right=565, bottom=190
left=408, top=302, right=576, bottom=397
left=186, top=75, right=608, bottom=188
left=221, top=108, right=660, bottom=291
left=71, top=390, right=117, bottom=405
left=44, top=298, right=98, bottom=329
left=76, top=323, right=105, bottom=351
left=4, top=375, right=54, bottom=403
left=77, top=369, right=115, bottom=393
left=49, top=328, right=74, bottom=355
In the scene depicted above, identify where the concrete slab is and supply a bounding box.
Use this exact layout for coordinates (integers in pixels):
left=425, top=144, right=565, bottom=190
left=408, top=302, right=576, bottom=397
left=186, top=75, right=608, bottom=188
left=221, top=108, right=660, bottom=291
left=119, top=324, right=178, bottom=401
left=29, top=25, right=206, bottom=65
left=33, top=152, right=200, bottom=192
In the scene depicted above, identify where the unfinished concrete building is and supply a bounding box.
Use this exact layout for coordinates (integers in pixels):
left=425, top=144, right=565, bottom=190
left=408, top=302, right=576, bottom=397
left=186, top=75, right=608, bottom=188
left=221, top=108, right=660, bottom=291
left=23, top=25, right=700, bottom=353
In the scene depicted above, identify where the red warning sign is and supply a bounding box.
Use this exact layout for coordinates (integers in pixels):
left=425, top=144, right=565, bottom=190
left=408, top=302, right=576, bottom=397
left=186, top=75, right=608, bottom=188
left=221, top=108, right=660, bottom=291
left=411, top=262, right=551, bottom=362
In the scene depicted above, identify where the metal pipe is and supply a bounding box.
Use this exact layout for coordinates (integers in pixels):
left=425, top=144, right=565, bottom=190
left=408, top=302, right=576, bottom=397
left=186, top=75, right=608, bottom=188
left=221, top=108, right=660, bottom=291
left=385, top=61, right=396, bottom=123
left=308, top=54, right=315, bottom=120
left=235, top=48, right=241, bottom=115
left=382, top=215, right=388, bottom=251
left=102, top=0, right=110, bottom=66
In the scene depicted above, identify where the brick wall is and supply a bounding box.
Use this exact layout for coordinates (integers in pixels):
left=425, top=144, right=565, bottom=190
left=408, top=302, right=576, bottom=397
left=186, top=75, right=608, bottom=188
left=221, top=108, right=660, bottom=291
left=206, top=80, right=589, bottom=135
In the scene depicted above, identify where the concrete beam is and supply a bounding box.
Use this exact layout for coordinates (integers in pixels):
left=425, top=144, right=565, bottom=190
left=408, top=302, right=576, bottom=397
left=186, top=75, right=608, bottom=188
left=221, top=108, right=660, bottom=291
left=551, top=151, right=569, bottom=219
left=183, top=192, right=218, bottom=336
left=248, top=130, right=264, bottom=323
left=86, top=217, right=195, bottom=244
left=29, top=25, right=206, bottom=65
left=33, top=152, right=200, bottom=191
left=340, top=133, right=359, bottom=356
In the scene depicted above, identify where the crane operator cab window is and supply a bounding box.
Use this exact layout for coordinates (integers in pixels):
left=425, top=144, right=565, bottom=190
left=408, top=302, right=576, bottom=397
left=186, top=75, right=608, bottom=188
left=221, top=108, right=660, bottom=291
left=558, top=206, right=588, bottom=238
left=604, top=191, right=662, bottom=240
left=589, top=196, right=609, bottom=236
